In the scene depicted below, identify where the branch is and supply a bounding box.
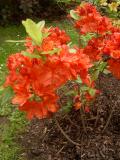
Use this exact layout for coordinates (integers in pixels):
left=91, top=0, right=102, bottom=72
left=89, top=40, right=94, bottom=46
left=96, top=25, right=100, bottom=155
left=55, top=118, right=81, bottom=146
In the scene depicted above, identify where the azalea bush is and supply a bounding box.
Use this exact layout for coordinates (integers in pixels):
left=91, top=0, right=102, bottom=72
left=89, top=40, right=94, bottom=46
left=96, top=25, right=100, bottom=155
left=1, top=2, right=120, bottom=122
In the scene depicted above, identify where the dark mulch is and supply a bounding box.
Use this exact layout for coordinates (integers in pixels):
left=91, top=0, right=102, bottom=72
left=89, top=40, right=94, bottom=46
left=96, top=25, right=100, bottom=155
left=19, top=74, right=120, bottom=160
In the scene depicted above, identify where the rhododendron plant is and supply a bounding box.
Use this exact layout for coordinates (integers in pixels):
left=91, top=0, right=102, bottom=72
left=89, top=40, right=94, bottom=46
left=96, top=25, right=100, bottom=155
left=2, top=2, right=120, bottom=120
left=4, top=19, right=95, bottom=119
left=70, top=2, right=120, bottom=80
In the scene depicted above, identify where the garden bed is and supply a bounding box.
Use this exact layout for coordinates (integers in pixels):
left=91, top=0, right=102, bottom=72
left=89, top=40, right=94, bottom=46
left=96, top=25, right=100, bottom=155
left=19, top=74, right=120, bottom=160
left=0, top=2, right=120, bottom=160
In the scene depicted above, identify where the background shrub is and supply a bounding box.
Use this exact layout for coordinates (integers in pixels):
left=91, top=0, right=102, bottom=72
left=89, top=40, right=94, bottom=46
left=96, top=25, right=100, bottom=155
left=0, top=0, right=72, bottom=25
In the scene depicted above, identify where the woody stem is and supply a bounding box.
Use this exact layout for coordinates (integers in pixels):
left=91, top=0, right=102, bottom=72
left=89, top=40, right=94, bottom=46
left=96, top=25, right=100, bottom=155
left=55, top=117, right=81, bottom=146
left=80, top=105, right=87, bottom=133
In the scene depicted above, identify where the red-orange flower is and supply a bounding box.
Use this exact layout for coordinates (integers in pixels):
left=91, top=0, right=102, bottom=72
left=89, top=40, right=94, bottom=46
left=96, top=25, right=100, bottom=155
left=70, top=2, right=112, bottom=35
left=83, top=37, right=104, bottom=62
left=19, top=93, right=59, bottom=119
left=103, top=32, right=120, bottom=59
left=108, top=59, right=120, bottom=79
left=5, top=30, right=92, bottom=119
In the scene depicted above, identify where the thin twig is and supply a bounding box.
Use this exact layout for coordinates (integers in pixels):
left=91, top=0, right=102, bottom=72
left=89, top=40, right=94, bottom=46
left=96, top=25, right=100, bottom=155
left=98, top=147, right=106, bottom=159
left=80, top=106, right=87, bottom=133
left=67, top=116, right=80, bottom=129
left=87, top=116, right=97, bottom=121
left=102, top=107, right=114, bottom=133
left=94, top=107, right=100, bottom=127
left=55, top=118, right=81, bottom=146
left=56, top=146, right=65, bottom=155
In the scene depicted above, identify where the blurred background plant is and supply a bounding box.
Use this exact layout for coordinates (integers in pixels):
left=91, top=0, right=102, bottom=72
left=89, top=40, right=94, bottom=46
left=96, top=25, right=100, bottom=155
left=0, top=0, right=120, bottom=25
left=0, top=0, right=79, bottom=25
left=86, top=0, right=120, bottom=19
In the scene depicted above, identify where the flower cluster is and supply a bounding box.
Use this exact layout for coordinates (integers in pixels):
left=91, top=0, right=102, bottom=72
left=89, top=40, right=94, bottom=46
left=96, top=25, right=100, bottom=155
left=71, top=2, right=113, bottom=35
left=70, top=2, right=120, bottom=79
left=104, top=31, right=120, bottom=79
left=5, top=24, right=92, bottom=119
left=83, top=36, right=104, bottom=62
left=25, top=27, right=70, bottom=53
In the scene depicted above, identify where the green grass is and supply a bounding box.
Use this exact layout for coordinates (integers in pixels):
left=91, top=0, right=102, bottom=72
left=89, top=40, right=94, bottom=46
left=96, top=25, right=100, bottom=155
left=0, top=108, right=28, bottom=160
left=0, top=103, right=28, bottom=160
left=0, top=19, right=78, bottom=160
left=0, top=24, right=28, bottom=160
left=0, top=25, right=26, bottom=64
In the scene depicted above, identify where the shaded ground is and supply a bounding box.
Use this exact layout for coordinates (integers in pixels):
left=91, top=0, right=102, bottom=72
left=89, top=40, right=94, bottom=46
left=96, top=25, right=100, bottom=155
left=19, top=74, right=120, bottom=160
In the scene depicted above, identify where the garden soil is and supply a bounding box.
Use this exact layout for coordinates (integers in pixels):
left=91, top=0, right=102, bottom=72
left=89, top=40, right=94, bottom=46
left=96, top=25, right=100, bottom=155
left=19, top=74, right=120, bottom=160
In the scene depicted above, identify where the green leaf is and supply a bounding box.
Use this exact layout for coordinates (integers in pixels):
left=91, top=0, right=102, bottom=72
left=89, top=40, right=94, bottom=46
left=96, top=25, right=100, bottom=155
left=67, top=42, right=72, bottom=47
left=97, top=61, right=107, bottom=72
left=43, top=32, right=50, bottom=38
left=88, top=88, right=96, bottom=97
left=69, top=48, right=76, bottom=53
left=80, top=85, right=89, bottom=92
left=62, top=103, right=72, bottom=113
left=103, top=69, right=111, bottom=74
left=22, top=51, right=41, bottom=59
left=57, top=0, right=71, bottom=3
left=76, top=76, right=83, bottom=84
left=65, top=90, right=77, bottom=96
left=22, top=19, right=43, bottom=45
left=5, top=40, right=25, bottom=43
left=91, top=70, right=100, bottom=81
left=40, top=48, right=61, bottom=55
left=70, top=10, right=80, bottom=20
left=76, top=0, right=81, bottom=3
left=37, top=20, right=45, bottom=31
left=90, top=61, right=107, bottom=81
left=80, top=33, right=97, bottom=48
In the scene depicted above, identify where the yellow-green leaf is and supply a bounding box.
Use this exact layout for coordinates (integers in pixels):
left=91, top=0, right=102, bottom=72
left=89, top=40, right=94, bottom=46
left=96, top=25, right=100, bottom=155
left=22, top=51, right=41, bottom=59
left=37, top=20, right=45, bottom=31
left=22, top=19, right=43, bottom=45
left=69, top=48, right=76, bottom=53
left=88, top=88, right=96, bottom=97
left=70, top=10, right=80, bottom=20
left=40, top=48, right=61, bottom=55
left=6, top=40, right=25, bottom=43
